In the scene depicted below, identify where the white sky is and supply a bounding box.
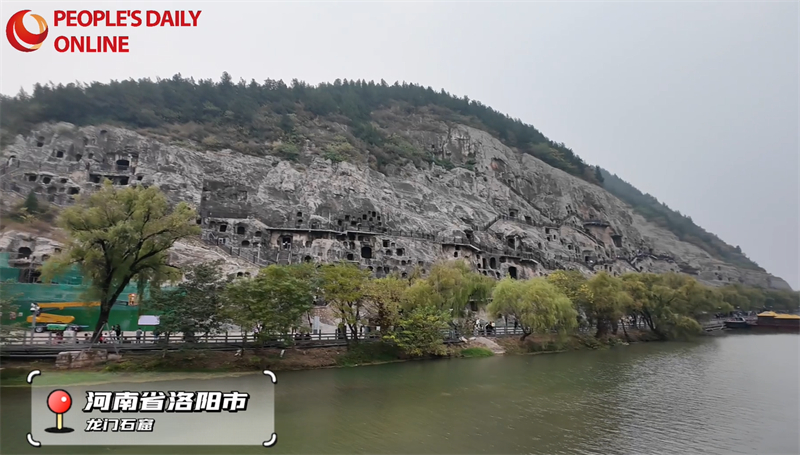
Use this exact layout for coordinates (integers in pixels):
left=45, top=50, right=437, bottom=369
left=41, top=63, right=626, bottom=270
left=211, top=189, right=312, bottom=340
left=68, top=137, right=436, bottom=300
left=1, top=1, right=798, bottom=288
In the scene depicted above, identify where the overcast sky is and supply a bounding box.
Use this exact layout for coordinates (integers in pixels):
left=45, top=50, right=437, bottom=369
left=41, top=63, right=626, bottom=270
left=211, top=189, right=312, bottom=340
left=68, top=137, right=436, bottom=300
left=2, top=1, right=797, bottom=288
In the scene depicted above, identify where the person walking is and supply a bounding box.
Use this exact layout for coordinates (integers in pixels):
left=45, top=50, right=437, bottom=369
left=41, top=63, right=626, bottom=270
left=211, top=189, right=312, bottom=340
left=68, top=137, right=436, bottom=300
left=135, top=327, right=143, bottom=343
left=114, top=324, right=122, bottom=343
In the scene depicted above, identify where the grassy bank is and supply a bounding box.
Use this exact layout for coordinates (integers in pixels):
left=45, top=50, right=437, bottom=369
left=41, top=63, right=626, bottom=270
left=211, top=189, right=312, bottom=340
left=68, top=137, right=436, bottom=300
left=0, top=330, right=661, bottom=385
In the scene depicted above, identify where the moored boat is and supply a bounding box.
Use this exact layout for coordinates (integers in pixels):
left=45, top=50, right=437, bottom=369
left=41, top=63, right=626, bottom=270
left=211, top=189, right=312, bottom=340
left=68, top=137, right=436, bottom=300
left=724, top=316, right=755, bottom=330
left=752, top=311, right=800, bottom=333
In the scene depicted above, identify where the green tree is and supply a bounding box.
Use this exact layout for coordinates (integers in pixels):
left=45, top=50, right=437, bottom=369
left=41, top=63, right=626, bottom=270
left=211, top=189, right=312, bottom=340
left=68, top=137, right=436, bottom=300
left=225, top=264, right=316, bottom=343
left=23, top=190, right=40, bottom=214
left=363, top=277, right=406, bottom=333
left=488, top=277, right=577, bottom=341
left=583, top=272, right=633, bottom=338
left=621, top=273, right=729, bottom=340
left=384, top=305, right=450, bottom=357
left=145, top=261, right=230, bottom=341
left=320, top=263, right=371, bottom=342
left=41, top=182, right=199, bottom=342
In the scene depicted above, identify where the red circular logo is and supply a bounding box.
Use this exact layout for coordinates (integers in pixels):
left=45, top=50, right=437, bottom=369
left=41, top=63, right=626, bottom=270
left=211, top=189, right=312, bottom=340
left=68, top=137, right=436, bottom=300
left=6, top=10, right=48, bottom=52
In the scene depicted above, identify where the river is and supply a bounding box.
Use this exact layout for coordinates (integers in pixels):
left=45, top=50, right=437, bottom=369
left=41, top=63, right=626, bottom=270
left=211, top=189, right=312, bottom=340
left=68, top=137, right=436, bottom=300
left=2, top=333, right=798, bottom=454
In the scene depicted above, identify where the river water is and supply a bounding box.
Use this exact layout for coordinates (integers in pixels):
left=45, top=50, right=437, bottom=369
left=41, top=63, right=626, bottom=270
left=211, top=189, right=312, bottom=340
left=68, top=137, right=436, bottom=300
left=2, top=333, right=798, bottom=454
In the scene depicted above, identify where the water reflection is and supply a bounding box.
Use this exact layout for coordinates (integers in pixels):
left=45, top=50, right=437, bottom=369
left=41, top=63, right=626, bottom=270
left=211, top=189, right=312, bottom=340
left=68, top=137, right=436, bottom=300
left=2, top=334, right=798, bottom=455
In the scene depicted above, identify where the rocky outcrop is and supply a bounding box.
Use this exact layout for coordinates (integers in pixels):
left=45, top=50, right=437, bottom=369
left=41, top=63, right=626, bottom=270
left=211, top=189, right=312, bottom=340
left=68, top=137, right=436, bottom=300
left=0, top=122, right=791, bottom=290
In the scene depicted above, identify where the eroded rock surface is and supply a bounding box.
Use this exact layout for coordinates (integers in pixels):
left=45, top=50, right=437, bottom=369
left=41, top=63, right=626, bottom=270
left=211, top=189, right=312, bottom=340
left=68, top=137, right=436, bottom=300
left=0, top=122, right=790, bottom=290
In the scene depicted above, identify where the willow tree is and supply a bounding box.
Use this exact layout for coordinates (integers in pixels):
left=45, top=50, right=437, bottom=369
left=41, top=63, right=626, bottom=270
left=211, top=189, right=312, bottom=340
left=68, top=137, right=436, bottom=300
left=418, top=260, right=495, bottom=318
left=583, top=272, right=633, bottom=338
left=488, top=277, right=577, bottom=341
left=41, top=182, right=199, bottom=342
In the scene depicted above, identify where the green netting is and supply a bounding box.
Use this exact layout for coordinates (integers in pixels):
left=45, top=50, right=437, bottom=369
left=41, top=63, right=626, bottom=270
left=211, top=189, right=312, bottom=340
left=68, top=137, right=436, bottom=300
left=0, top=251, right=169, bottom=330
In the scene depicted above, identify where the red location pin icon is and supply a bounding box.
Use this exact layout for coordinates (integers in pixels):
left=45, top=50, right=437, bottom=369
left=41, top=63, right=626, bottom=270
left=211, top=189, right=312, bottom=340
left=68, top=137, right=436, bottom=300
left=45, top=390, right=74, bottom=433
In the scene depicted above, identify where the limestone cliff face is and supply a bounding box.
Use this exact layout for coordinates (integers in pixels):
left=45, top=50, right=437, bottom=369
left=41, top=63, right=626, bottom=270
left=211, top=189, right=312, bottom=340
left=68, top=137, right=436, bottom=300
left=0, top=122, right=790, bottom=290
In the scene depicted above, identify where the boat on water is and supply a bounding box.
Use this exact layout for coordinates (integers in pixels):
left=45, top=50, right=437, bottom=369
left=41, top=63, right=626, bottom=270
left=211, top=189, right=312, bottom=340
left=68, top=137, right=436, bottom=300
left=724, top=316, right=755, bottom=330
left=752, top=311, right=800, bottom=333
left=725, top=311, right=800, bottom=333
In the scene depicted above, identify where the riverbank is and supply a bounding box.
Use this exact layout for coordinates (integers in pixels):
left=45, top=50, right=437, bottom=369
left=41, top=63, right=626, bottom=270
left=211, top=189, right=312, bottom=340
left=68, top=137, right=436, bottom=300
left=0, top=330, right=664, bottom=385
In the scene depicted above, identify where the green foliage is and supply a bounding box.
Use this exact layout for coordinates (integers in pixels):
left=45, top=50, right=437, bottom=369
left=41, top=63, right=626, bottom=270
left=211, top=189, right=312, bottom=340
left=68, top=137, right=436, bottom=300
left=404, top=261, right=495, bottom=319
left=363, top=277, right=405, bottom=332
left=599, top=169, right=761, bottom=270
left=4, top=190, right=56, bottom=224
left=488, top=277, right=578, bottom=340
left=225, top=263, right=317, bottom=340
left=459, top=347, right=494, bottom=358
left=23, top=190, right=40, bottom=214
left=275, top=142, right=299, bottom=161
left=383, top=305, right=450, bottom=357
left=0, top=75, right=600, bottom=184
left=145, top=261, right=230, bottom=339
left=320, top=263, right=372, bottom=342
left=40, top=181, right=200, bottom=341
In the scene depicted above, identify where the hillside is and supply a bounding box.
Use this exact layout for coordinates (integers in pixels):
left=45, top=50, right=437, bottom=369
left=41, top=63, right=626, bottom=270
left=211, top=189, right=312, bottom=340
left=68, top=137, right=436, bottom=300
left=0, top=74, right=786, bottom=289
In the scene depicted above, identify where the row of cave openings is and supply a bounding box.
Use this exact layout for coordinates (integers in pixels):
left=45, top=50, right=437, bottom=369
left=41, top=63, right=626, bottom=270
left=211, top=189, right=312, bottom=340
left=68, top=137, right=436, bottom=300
left=35, top=130, right=107, bottom=149
left=22, top=174, right=81, bottom=195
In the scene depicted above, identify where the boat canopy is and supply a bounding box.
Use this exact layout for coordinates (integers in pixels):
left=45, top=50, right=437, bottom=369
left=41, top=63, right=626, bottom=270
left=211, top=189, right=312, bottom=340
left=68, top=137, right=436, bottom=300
left=757, top=311, right=778, bottom=317
left=774, top=314, right=800, bottom=320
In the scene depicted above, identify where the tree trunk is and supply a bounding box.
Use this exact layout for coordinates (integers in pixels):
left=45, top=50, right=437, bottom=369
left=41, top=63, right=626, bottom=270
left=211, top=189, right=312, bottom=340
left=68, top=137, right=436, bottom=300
left=611, top=320, right=619, bottom=335
left=621, top=318, right=631, bottom=342
left=595, top=319, right=608, bottom=339
left=347, top=324, right=359, bottom=343
left=91, top=303, right=112, bottom=343
left=520, top=329, right=531, bottom=341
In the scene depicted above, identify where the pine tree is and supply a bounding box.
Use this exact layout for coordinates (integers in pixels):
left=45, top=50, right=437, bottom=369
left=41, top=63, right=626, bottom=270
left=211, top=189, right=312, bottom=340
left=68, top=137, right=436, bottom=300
left=23, top=190, right=39, bottom=214
left=594, top=166, right=605, bottom=184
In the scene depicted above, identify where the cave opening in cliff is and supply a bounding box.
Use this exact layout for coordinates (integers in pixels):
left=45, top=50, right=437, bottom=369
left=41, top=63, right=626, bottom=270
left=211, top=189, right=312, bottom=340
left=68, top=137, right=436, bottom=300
left=304, top=256, right=312, bottom=263
left=75, top=153, right=83, bottom=161
left=396, top=248, right=404, bottom=256
left=361, top=246, right=372, bottom=259
left=116, top=159, right=130, bottom=171
left=219, top=224, right=228, bottom=232
left=489, top=257, right=497, bottom=269
left=508, top=266, right=518, bottom=279
left=453, top=252, right=459, bottom=258
left=27, top=174, right=36, bottom=182
left=36, top=136, right=45, bottom=147
left=384, top=250, right=392, bottom=256
left=611, top=235, right=623, bottom=248
left=254, top=231, right=262, bottom=237
left=47, top=186, right=57, bottom=194
left=241, top=240, right=250, bottom=247
left=118, top=176, right=129, bottom=185
left=525, top=216, right=532, bottom=223
left=584, top=256, right=590, bottom=262
left=17, top=247, right=32, bottom=259
left=297, top=211, right=303, bottom=217
left=282, top=236, right=292, bottom=249
left=236, top=225, right=246, bottom=235
left=500, top=256, right=507, bottom=263
left=506, top=237, right=515, bottom=249
left=41, top=176, right=51, bottom=184
left=482, top=258, right=487, bottom=269
left=346, top=253, right=354, bottom=261
left=509, top=209, right=517, bottom=218
left=56, top=150, right=64, bottom=158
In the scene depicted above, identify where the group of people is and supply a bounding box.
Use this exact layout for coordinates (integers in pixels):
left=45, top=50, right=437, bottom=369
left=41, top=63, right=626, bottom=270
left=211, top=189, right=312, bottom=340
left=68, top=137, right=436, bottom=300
left=76, top=326, right=155, bottom=344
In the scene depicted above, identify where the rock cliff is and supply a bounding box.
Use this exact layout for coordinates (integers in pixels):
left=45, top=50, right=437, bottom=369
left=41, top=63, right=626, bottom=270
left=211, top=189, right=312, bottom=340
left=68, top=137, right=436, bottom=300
left=0, top=121, right=791, bottom=290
